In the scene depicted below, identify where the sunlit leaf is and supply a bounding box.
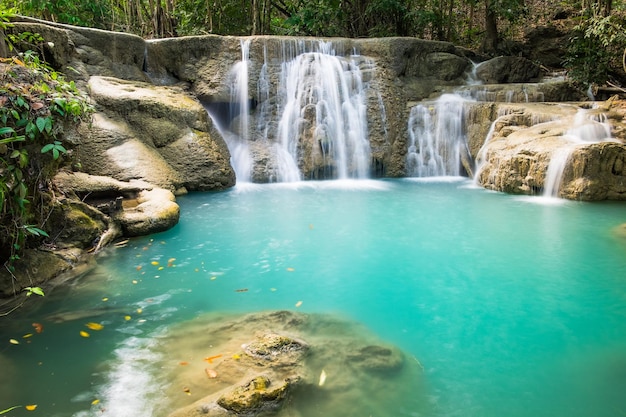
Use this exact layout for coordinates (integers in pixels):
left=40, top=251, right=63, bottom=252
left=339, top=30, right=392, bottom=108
left=136, top=308, right=142, bottom=314
left=91, top=399, right=100, bottom=405
left=102, top=297, right=109, bottom=302
left=25, top=405, right=37, bottom=411
left=150, top=261, right=159, bottom=266
left=32, top=323, right=43, bottom=333
left=232, top=354, right=241, bottom=360
left=9, top=339, right=19, bottom=345
left=158, top=267, right=164, bottom=270
left=318, top=369, right=327, bottom=386
left=23, top=333, right=33, bottom=338
left=210, top=276, right=217, bottom=280
left=295, top=301, right=303, bottom=308
left=132, top=280, right=138, bottom=284
left=124, top=315, right=131, bottom=321
left=86, top=322, right=104, bottom=331
left=79, top=331, right=90, bottom=338
left=204, top=354, right=222, bottom=363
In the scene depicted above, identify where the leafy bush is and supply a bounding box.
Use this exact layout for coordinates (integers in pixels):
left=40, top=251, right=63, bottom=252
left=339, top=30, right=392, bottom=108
left=0, top=17, right=93, bottom=268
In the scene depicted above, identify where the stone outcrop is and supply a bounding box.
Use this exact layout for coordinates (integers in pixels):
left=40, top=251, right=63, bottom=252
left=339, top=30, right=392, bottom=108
left=475, top=56, right=541, bottom=84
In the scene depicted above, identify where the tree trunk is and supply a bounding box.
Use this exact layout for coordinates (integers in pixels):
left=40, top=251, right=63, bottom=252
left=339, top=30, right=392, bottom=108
left=481, top=0, right=498, bottom=53
left=252, top=0, right=260, bottom=34
left=0, top=30, right=8, bottom=58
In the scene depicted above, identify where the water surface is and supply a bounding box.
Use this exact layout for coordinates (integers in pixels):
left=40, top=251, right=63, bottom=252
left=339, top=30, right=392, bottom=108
left=1, top=179, right=626, bottom=417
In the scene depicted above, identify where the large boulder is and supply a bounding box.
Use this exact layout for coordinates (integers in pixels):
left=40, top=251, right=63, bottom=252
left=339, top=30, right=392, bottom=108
left=76, top=76, right=235, bottom=192
left=475, top=56, right=541, bottom=84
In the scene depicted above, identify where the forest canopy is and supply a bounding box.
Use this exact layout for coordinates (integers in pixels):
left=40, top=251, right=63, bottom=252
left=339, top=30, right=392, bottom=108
left=1, top=0, right=626, bottom=85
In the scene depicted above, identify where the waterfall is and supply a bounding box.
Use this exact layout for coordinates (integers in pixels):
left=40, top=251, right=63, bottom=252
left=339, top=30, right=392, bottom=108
left=274, top=43, right=370, bottom=180
left=542, top=108, right=613, bottom=198
left=406, top=94, right=469, bottom=177
left=211, top=39, right=372, bottom=183
left=220, top=39, right=253, bottom=183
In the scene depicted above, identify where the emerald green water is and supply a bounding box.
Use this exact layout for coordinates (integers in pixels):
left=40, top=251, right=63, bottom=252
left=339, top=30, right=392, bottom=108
left=1, top=179, right=626, bottom=417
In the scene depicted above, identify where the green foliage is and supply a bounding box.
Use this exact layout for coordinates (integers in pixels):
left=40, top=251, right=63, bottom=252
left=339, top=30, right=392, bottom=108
left=23, top=285, right=45, bottom=296
left=0, top=406, right=21, bottom=414
left=564, top=13, right=626, bottom=86
left=0, top=32, right=93, bottom=269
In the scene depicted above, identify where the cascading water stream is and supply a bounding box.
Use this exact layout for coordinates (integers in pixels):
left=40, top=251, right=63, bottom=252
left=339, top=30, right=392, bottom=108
left=542, top=108, right=614, bottom=198
left=406, top=94, right=470, bottom=177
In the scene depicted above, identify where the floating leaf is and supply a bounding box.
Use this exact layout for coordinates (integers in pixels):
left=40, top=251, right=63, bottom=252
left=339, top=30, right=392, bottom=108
left=25, top=405, right=37, bottom=411
left=179, top=361, right=189, bottom=366
left=183, top=387, right=191, bottom=395
left=158, top=267, right=164, bottom=271
left=204, top=354, right=222, bottom=363
left=32, top=322, right=44, bottom=333
left=9, top=339, right=19, bottom=345
left=205, top=368, right=218, bottom=378
left=210, top=276, right=217, bottom=280
left=270, top=288, right=277, bottom=292
left=309, top=224, right=314, bottom=230
left=136, top=308, right=143, bottom=314
left=232, top=354, right=241, bottom=360
left=168, top=258, right=176, bottom=263
left=124, top=315, right=131, bottom=321
left=86, top=322, right=104, bottom=331
left=295, top=301, right=303, bottom=308
left=132, top=280, right=138, bottom=284
left=318, top=369, right=327, bottom=386
left=194, top=268, right=199, bottom=272
left=150, top=261, right=159, bottom=266
left=235, top=288, right=248, bottom=293
left=102, top=297, right=109, bottom=302
left=135, top=266, right=142, bottom=271
left=23, top=333, right=33, bottom=338
left=286, top=267, right=295, bottom=272
left=91, top=399, right=100, bottom=405
left=80, top=331, right=90, bottom=338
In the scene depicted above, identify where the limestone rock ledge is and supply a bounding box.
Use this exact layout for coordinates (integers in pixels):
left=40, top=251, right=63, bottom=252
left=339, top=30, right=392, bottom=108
left=475, top=103, right=626, bottom=200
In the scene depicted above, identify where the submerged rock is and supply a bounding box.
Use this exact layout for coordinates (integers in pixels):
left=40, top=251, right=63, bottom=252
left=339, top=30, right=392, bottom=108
left=164, top=311, right=417, bottom=417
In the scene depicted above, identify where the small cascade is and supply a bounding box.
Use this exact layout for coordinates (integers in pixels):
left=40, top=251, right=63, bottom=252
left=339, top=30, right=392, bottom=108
left=220, top=39, right=253, bottom=183
left=406, top=94, right=469, bottom=177
left=542, top=107, right=614, bottom=198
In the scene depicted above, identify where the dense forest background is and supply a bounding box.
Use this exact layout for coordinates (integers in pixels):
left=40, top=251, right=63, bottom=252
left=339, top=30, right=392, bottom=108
left=2, top=0, right=625, bottom=86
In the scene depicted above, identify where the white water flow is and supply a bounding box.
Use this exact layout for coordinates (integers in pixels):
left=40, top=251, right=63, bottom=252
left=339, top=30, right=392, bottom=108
left=542, top=108, right=613, bottom=197
left=224, top=39, right=253, bottom=182
left=407, top=94, right=468, bottom=177
left=275, top=44, right=370, bottom=180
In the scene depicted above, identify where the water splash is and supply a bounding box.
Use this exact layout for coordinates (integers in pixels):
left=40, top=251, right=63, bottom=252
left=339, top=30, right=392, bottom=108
left=407, top=94, right=469, bottom=177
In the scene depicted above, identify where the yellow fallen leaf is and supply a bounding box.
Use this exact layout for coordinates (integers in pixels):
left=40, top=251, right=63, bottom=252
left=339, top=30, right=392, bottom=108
left=151, top=261, right=159, bottom=266
left=158, top=267, right=164, bottom=271
left=80, top=331, right=90, bottom=338
left=9, top=338, right=19, bottom=345
left=23, top=333, right=34, bottom=338
left=295, top=301, right=303, bottom=308
left=168, top=258, right=176, bottom=263
left=124, top=315, right=132, bottom=321
left=91, top=399, right=100, bottom=405
left=136, top=308, right=143, bottom=314
left=183, top=387, right=191, bottom=395
left=132, top=280, right=138, bottom=284
left=86, top=322, right=104, bottom=331
left=210, top=276, right=217, bottom=280
left=232, top=354, right=241, bottom=360
left=25, top=404, right=37, bottom=411
left=102, top=297, right=109, bottom=302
